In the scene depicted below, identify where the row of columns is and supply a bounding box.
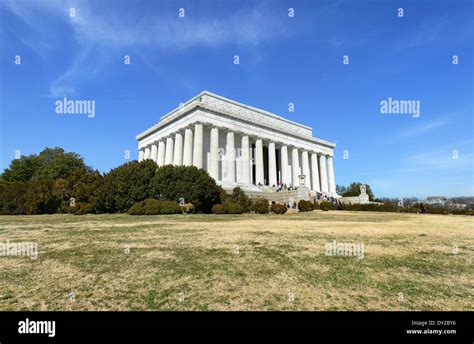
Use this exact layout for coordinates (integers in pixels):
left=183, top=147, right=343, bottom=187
left=140, top=123, right=205, bottom=168
left=139, top=124, right=336, bottom=194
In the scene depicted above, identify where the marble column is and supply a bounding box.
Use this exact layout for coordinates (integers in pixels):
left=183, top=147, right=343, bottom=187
left=302, top=150, right=311, bottom=188
left=183, top=128, right=193, bottom=166
left=173, top=132, right=183, bottom=165
left=192, top=123, right=203, bottom=168
left=249, top=139, right=254, bottom=184
left=280, top=145, right=289, bottom=185
left=164, top=137, right=174, bottom=165
left=319, top=154, right=329, bottom=193
left=241, top=135, right=250, bottom=184
left=327, top=155, right=336, bottom=194
left=255, top=139, right=264, bottom=185
left=138, top=149, right=144, bottom=162
left=209, top=127, right=219, bottom=180
left=150, top=143, right=158, bottom=163
left=268, top=142, right=277, bottom=187
left=292, top=147, right=299, bottom=187
left=310, top=152, right=320, bottom=192
left=144, top=146, right=151, bottom=160
left=157, top=141, right=165, bottom=166
left=226, top=131, right=235, bottom=182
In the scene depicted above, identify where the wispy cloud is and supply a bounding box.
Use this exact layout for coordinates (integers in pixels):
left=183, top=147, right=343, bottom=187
left=3, top=0, right=294, bottom=96
left=383, top=117, right=447, bottom=145
left=398, top=118, right=446, bottom=137
left=404, top=140, right=473, bottom=172
left=68, top=3, right=290, bottom=49
left=328, top=36, right=344, bottom=47
left=393, top=13, right=473, bottom=52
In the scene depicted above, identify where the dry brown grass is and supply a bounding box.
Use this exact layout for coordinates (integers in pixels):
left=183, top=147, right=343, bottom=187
left=0, top=211, right=472, bottom=311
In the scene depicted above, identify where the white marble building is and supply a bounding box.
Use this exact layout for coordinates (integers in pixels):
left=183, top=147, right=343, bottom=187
left=137, top=91, right=337, bottom=196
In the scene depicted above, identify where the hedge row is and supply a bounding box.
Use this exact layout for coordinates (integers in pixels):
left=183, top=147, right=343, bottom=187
left=211, top=197, right=274, bottom=215
left=316, top=201, right=474, bottom=215
left=211, top=202, right=245, bottom=214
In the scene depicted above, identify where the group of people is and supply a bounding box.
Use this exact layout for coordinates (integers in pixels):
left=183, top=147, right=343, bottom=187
left=259, top=182, right=342, bottom=206
left=272, top=182, right=297, bottom=192
left=315, top=192, right=341, bottom=206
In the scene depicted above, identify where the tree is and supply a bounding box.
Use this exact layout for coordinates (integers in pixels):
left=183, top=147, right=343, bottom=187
left=34, top=147, right=93, bottom=180
left=1, top=147, right=92, bottom=182
left=56, top=169, right=103, bottom=213
left=25, top=179, right=60, bottom=214
left=0, top=181, right=28, bottom=214
left=230, top=187, right=251, bottom=212
left=1, top=155, right=41, bottom=182
left=150, top=165, right=222, bottom=213
left=1, top=147, right=100, bottom=214
left=336, top=184, right=348, bottom=195
left=96, top=160, right=158, bottom=213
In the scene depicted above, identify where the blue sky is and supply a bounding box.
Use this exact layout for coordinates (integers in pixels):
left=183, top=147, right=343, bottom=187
left=0, top=0, right=472, bottom=198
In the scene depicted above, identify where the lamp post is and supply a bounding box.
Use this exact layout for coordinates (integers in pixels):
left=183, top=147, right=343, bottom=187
left=298, top=175, right=306, bottom=187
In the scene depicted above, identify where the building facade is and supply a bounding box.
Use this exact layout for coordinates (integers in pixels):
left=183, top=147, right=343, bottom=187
left=137, top=91, right=337, bottom=196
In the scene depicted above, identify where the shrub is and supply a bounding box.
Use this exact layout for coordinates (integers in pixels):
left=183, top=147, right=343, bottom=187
left=211, top=204, right=226, bottom=214
left=231, top=187, right=251, bottom=212
left=142, top=198, right=163, bottom=215
left=180, top=203, right=194, bottom=214
left=211, top=202, right=244, bottom=214
left=380, top=202, right=399, bottom=212
left=250, top=198, right=269, bottom=214
left=451, top=209, right=474, bottom=216
left=127, top=201, right=145, bottom=215
left=320, top=201, right=337, bottom=211
left=225, top=202, right=244, bottom=214
left=71, top=202, right=94, bottom=215
left=298, top=200, right=315, bottom=212
left=313, top=201, right=320, bottom=210
left=271, top=203, right=287, bottom=214
left=150, top=165, right=222, bottom=213
left=158, top=200, right=181, bottom=214
left=339, top=203, right=379, bottom=212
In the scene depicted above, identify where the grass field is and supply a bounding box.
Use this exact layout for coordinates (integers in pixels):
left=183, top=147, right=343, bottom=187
left=0, top=211, right=472, bottom=311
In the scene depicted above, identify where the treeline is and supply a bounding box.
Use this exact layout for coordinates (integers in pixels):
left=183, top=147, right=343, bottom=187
left=1, top=147, right=472, bottom=216
left=0, top=147, right=222, bottom=215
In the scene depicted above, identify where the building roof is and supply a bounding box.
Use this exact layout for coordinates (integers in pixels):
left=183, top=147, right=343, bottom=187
left=136, top=91, right=335, bottom=148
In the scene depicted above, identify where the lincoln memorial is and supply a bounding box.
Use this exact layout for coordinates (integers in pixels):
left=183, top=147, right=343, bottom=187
left=137, top=91, right=337, bottom=198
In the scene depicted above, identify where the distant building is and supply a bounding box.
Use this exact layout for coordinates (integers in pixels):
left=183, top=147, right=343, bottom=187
left=425, top=196, right=447, bottom=206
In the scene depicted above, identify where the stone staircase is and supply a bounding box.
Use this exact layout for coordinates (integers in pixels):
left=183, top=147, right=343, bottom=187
left=245, top=188, right=300, bottom=204
left=218, top=181, right=312, bottom=205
